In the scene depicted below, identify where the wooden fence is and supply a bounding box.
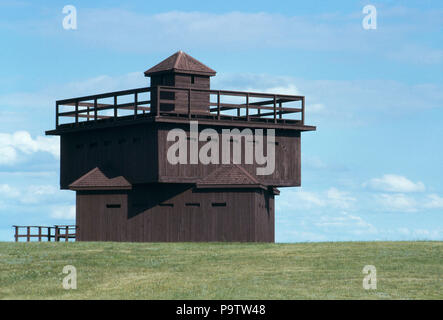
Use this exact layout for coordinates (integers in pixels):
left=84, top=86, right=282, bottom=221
left=13, top=225, right=78, bottom=242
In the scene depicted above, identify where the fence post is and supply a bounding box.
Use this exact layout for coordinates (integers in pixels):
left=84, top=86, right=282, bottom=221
left=38, top=227, right=42, bottom=242
left=75, top=100, right=79, bottom=125
left=55, top=102, right=59, bottom=128
left=273, top=95, right=277, bottom=123
left=27, top=227, right=30, bottom=242
left=134, top=92, right=138, bottom=119
left=114, top=95, right=118, bottom=120
left=48, top=227, right=51, bottom=241
left=302, top=97, right=305, bottom=125
left=14, top=226, right=18, bottom=242
left=65, top=226, right=69, bottom=242
left=94, top=98, right=98, bottom=121
left=217, top=91, right=221, bottom=120
left=246, top=93, right=249, bottom=121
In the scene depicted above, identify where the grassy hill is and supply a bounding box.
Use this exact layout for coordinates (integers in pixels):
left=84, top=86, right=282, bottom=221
left=0, top=241, right=441, bottom=299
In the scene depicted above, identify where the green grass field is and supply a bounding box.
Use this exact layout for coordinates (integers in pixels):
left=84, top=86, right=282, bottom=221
left=0, top=241, right=441, bottom=299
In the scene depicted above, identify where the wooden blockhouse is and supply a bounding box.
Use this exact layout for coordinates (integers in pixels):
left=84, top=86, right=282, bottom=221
left=46, top=51, right=316, bottom=242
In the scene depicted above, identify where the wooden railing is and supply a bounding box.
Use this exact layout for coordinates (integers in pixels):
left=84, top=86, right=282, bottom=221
left=56, top=87, right=152, bottom=127
left=13, top=225, right=78, bottom=242
left=55, top=86, right=305, bottom=128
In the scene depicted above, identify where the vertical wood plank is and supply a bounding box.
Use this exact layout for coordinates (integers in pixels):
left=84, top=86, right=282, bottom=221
left=188, top=88, right=191, bottom=119
left=156, top=86, right=160, bottom=116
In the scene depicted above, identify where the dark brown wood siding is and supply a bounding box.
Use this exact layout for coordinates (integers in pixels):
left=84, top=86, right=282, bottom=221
left=60, top=124, right=158, bottom=189
left=158, top=123, right=301, bottom=187
left=76, top=185, right=274, bottom=242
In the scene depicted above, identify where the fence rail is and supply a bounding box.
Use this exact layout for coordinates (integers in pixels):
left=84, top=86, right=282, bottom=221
left=55, top=86, right=305, bottom=128
left=13, top=225, right=78, bottom=242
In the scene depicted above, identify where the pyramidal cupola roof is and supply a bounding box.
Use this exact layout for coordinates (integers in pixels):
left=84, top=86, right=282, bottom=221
left=144, top=51, right=216, bottom=77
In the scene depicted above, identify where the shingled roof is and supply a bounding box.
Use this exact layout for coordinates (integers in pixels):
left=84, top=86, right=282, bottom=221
left=144, top=51, right=216, bottom=76
left=196, top=164, right=266, bottom=190
left=69, top=167, right=132, bottom=191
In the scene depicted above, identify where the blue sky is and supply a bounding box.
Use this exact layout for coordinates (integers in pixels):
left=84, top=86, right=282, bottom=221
left=0, top=0, right=442, bottom=242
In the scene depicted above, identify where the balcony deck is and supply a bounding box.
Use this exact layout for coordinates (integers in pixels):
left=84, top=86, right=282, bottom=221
left=46, top=86, right=316, bottom=135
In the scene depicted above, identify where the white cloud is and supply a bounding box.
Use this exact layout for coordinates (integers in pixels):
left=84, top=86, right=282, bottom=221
left=20, top=185, right=58, bottom=204
left=0, top=146, right=17, bottom=165
left=0, top=183, right=58, bottom=204
left=326, top=188, right=356, bottom=210
left=374, top=193, right=418, bottom=212
left=0, top=131, right=59, bottom=165
left=279, top=187, right=356, bottom=211
left=364, top=174, right=425, bottom=193
left=51, top=205, right=75, bottom=220
left=0, top=72, right=145, bottom=110
left=0, top=184, right=20, bottom=198
left=424, top=194, right=443, bottom=209
left=315, top=212, right=377, bottom=234
left=213, top=74, right=443, bottom=125
left=10, top=8, right=442, bottom=65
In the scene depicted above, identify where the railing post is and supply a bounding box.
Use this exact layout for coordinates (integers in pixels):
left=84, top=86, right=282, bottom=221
left=48, top=227, right=51, bottom=242
left=87, top=106, right=90, bottom=122
left=27, top=226, right=30, bottom=242
left=38, top=227, right=42, bottom=242
left=302, top=97, right=305, bottom=125
left=217, top=91, right=221, bottom=120
left=14, top=226, right=18, bottom=242
left=114, top=95, right=118, bottom=120
left=246, top=93, right=249, bottom=121
left=279, top=100, right=282, bottom=119
left=134, top=92, right=138, bottom=119
left=55, top=226, right=59, bottom=242
left=65, top=226, right=69, bottom=242
left=75, top=100, right=79, bottom=125
left=55, top=102, right=59, bottom=128
left=94, top=98, right=98, bottom=121
left=273, top=95, right=277, bottom=123
left=188, top=88, right=191, bottom=119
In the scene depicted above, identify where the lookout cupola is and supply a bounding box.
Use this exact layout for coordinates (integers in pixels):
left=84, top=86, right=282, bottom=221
left=145, top=51, right=216, bottom=114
